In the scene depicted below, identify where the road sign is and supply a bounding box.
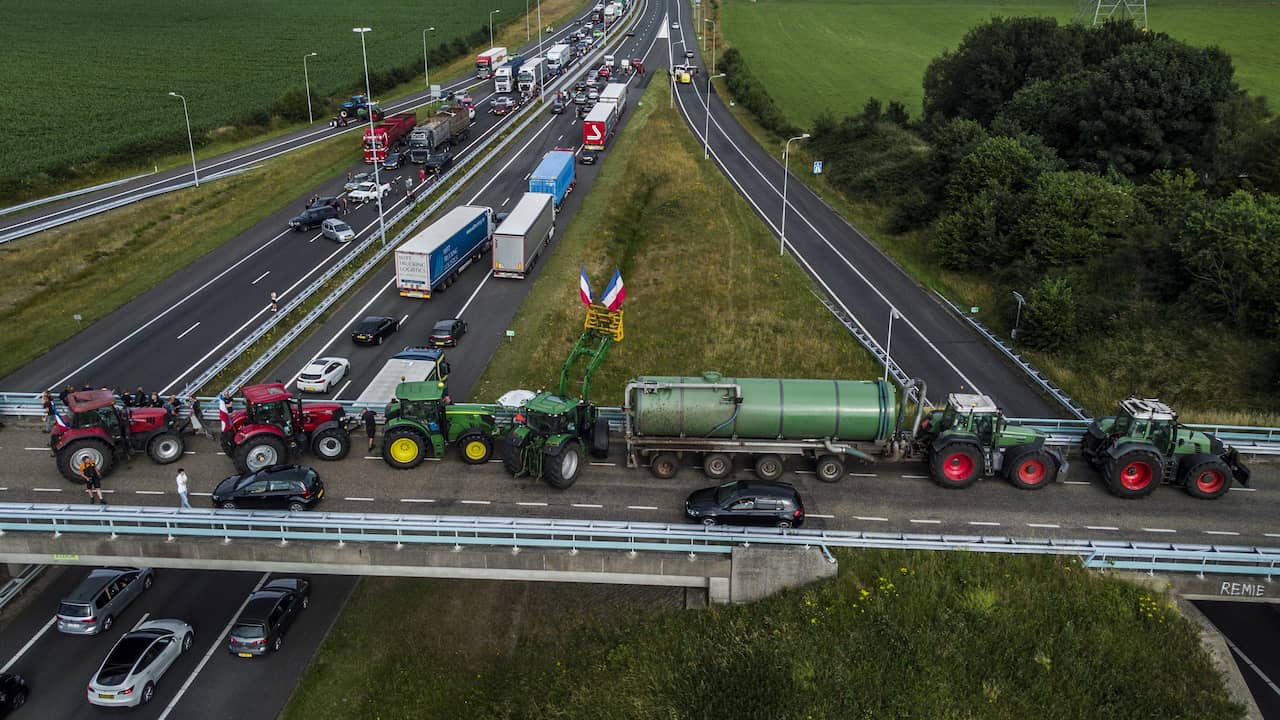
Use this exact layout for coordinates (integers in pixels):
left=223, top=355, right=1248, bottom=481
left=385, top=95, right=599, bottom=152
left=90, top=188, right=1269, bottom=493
left=813, top=160, right=823, bottom=175
left=585, top=123, right=603, bottom=143
left=430, top=84, right=441, bottom=99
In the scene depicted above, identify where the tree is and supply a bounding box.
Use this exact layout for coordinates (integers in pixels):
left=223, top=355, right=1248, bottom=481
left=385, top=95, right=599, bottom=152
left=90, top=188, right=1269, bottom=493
left=1013, top=171, right=1135, bottom=267
left=1020, top=277, right=1079, bottom=351
left=886, top=101, right=910, bottom=127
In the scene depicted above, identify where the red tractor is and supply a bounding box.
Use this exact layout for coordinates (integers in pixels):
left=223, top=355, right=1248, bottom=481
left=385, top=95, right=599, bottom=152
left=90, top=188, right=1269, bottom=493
left=50, top=390, right=186, bottom=482
left=220, top=383, right=356, bottom=473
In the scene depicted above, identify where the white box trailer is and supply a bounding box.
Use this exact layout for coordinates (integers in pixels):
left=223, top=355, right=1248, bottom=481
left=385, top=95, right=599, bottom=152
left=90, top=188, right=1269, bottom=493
left=354, top=347, right=449, bottom=406
left=492, top=192, right=555, bottom=279
left=598, top=82, right=628, bottom=110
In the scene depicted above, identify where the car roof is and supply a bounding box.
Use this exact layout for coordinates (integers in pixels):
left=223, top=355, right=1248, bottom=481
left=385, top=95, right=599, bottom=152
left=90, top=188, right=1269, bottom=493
left=720, top=480, right=799, bottom=498
left=432, top=318, right=459, bottom=329
left=358, top=315, right=391, bottom=324
left=64, top=567, right=136, bottom=602
left=238, top=594, right=284, bottom=622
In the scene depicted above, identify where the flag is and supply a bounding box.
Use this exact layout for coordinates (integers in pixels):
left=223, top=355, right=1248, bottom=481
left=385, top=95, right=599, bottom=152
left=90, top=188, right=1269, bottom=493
left=601, top=268, right=626, bottom=312
left=579, top=265, right=594, bottom=306
left=218, top=393, right=231, bottom=432
left=52, top=404, right=69, bottom=430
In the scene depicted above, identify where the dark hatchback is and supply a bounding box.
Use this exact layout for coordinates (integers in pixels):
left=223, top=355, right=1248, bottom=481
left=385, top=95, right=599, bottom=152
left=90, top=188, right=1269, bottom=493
left=0, top=674, right=26, bottom=716
left=227, top=578, right=310, bottom=657
left=350, top=315, right=399, bottom=344
left=685, top=480, right=805, bottom=528
left=212, top=465, right=324, bottom=512
left=428, top=318, right=467, bottom=347
left=423, top=151, right=453, bottom=174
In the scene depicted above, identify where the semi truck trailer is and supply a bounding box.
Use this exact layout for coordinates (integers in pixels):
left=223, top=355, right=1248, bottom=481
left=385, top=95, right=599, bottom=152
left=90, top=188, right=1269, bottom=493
left=363, top=112, right=416, bottom=163
left=492, top=192, right=555, bottom=279
left=395, top=205, right=494, bottom=298
left=528, top=150, right=576, bottom=208
left=476, top=47, right=507, bottom=79
left=355, top=348, right=450, bottom=406
left=408, top=109, right=470, bottom=153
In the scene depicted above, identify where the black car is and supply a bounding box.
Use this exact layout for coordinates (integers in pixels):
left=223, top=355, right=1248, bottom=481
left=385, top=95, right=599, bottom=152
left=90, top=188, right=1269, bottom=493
left=685, top=480, right=805, bottom=528
left=424, top=151, right=453, bottom=174
left=580, top=150, right=597, bottom=165
left=429, top=318, right=468, bottom=347
left=212, top=465, right=324, bottom=512
left=574, top=79, right=588, bottom=92
left=226, top=578, right=310, bottom=656
left=351, top=315, right=399, bottom=344
left=0, top=674, right=26, bottom=716
left=306, top=196, right=341, bottom=210
left=382, top=152, right=403, bottom=170
left=289, top=205, right=339, bottom=231
left=551, top=100, right=566, bottom=114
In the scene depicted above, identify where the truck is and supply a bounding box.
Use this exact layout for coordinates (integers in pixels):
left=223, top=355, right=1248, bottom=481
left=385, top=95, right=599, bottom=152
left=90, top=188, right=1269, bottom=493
left=476, top=47, right=507, bottom=79
left=603, top=3, right=618, bottom=23
left=407, top=109, right=470, bottom=153
left=517, top=58, right=545, bottom=95
left=492, top=192, right=555, bottom=279
left=528, top=149, right=576, bottom=208
left=545, top=44, right=571, bottom=75
left=363, top=112, right=417, bottom=163
left=354, top=348, right=451, bottom=407
left=591, top=3, right=605, bottom=21
left=494, top=55, right=525, bottom=93
left=598, top=82, right=628, bottom=113
left=394, top=205, right=495, bottom=298
left=381, top=381, right=502, bottom=468
left=582, top=102, right=619, bottom=151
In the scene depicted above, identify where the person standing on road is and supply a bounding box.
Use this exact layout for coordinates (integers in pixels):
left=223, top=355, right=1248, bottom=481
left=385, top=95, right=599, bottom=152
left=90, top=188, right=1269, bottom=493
left=81, top=459, right=106, bottom=504
left=175, top=468, right=191, bottom=509
left=41, top=391, right=54, bottom=433
left=188, top=395, right=211, bottom=439
left=419, top=166, right=426, bottom=184
left=361, top=407, right=378, bottom=452
left=405, top=176, right=414, bottom=199
left=270, top=291, right=279, bottom=312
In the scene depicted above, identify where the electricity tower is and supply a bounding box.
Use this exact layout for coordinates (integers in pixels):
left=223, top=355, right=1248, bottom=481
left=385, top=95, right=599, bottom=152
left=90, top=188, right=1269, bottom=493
left=1076, top=0, right=1148, bottom=29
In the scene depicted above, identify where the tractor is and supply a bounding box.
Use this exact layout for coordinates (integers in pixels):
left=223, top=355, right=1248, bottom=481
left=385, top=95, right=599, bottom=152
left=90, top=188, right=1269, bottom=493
left=50, top=390, right=186, bottom=482
left=502, top=304, right=618, bottom=488
left=339, top=95, right=383, bottom=121
left=914, top=393, right=1066, bottom=490
left=381, top=381, right=501, bottom=469
left=220, top=383, right=356, bottom=473
left=1081, top=398, right=1250, bottom=499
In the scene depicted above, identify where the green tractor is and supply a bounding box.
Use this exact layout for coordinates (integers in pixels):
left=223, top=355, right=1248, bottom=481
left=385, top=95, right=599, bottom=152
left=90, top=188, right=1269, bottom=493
left=914, top=393, right=1067, bottom=490
left=502, top=305, right=619, bottom=488
left=380, top=381, right=501, bottom=469
left=1081, top=398, right=1250, bottom=500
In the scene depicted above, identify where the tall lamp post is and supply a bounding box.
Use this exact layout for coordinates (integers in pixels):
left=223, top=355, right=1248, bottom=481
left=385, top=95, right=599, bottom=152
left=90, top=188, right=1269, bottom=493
left=883, top=308, right=901, bottom=384
left=779, top=133, right=809, bottom=255
left=302, top=52, right=318, bottom=124
left=422, top=27, right=436, bottom=95
left=526, top=0, right=531, bottom=40
left=704, top=19, right=717, bottom=75
left=489, top=10, right=501, bottom=48
left=1011, top=291, right=1027, bottom=341
left=703, top=73, right=725, bottom=159
left=167, top=92, right=198, bottom=188
left=353, top=27, right=388, bottom=247
left=537, top=0, right=544, bottom=104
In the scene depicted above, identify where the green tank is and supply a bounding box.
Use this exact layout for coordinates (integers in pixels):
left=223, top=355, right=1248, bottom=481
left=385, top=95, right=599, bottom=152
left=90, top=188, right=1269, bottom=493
left=628, top=373, right=898, bottom=443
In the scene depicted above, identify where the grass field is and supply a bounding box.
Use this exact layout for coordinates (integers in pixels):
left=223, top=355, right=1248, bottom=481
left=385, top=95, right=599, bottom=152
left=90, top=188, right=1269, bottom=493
left=719, top=0, right=1280, bottom=127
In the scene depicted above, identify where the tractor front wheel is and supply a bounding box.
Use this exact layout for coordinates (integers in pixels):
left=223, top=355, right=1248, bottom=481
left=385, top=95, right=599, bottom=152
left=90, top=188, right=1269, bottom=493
left=544, top=440, right=582, bottom=489
left=1005, top=447, right=1055, bottom=490
left=1104, top=448, right=1163, bottom=499
left=459, top=434, right=493, bottom=465
left=57, top=439, right=113, bottom=483
left=234, top=435, right=286, bottom=473
left=501, top=431, right=525, bottom=475
left=147, top=432, right=185, bottom=465
left=930, top=441, right=982, bottom=489
left=589, top=418, right=610, bottom=459
left=383, top=428, right=427, bottom=469
left=1182, top=458, right=1232, bottom=500
left=311, top=428, right=351, bottom=462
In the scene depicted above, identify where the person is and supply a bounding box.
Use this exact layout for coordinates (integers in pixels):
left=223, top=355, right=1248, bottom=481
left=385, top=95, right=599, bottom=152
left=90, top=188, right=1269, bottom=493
left=419, top=166, right=426, bottom=183
left=346, top=171, right=353, bottom=184
left=188, top=395, right=212, bottom=439
left=163, top=395, right=178, bottom=416
left=59, top=384, right=74, bottom=405
left=361, top=407, right=377, bottom=452
left=149, top=392, right=162, bottom=408
left=81, top=381, right=92, bottom=392
left=81, top=458, right=105, bottom=504
left=405, top=176, right=414, bottom=198
left=270, top=291, right=279, bottom=312
left=175, top=468, right=191, bottom=509
left=341, top=197, right=350, bottom=216
left=132, top=385, right=147, bottom=408
left=41, top=390, right=54, bottom=433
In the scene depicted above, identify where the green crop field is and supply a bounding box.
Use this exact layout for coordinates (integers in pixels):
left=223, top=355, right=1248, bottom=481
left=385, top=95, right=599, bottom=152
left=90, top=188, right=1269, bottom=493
left=719, top=0, right=1280, bottom=128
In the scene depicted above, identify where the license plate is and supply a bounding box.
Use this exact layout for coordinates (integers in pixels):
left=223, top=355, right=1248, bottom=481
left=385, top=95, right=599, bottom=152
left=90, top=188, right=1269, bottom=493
left=99, top=693, right=115, bottom=699
left=238, top=652, right=253, bottom=658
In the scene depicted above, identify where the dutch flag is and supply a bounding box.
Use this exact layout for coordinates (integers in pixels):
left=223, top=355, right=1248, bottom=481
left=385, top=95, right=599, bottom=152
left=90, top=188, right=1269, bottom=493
left=52, top=404, right=69, bottom=430
left=218, top=393, right=231, bottom=432
left=601, top=269, right=626, bottom=312
left=579, top=265, right=594, bottom=306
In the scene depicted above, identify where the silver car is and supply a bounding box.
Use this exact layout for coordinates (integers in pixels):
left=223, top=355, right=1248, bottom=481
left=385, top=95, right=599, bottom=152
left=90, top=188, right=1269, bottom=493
left=320, top=218, right=355, bottom=243
left=87, top=619, right=193, bottom=707
left=56, top=567, right=155, bottom=635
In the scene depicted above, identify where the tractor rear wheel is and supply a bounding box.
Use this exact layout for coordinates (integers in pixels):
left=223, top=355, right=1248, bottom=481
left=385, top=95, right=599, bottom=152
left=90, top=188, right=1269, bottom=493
left=383, top=428, right=427, bottom=469
left=544, top=440, right=582, bottom=489
left=650, top=453, right=680, bottom=479
left=1182, top=458, right=1232, bottom=500
left=754, top=454, right=785, bottom=482
left=147, top=432, right=185, bottom=465
left=1005, top=447, right=1055, bottom=490
left=234, top=435, right=286, bottom=473
left=589, top=418, right=610, bottom=459
left=702, top=453, right=733, bottom=480
left=57, top=439, right=113, bottom=483
left=459, top=434, right=493, bottom=465
left=815, top=455, right=845, bottom=483
left=502, top=431, right=525, bottom=475
left=311, top=428, right=351, bottom=461
left=1104, top=448, right=1163, bottom=499
left=929, top=441, right=982, bottom=489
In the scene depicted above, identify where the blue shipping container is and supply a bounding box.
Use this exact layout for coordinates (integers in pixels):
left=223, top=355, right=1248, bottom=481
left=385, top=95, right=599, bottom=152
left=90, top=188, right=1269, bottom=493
left=529, top=151, right=576, bottom=208
left=428, top=211, right=490, bottom=290
left=395, top=205, right=492, bottom=298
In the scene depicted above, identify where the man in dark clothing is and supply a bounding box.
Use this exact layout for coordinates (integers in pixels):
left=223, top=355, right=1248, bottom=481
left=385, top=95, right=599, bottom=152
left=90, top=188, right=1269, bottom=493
left=81, top=459, right=106, bottom=504
left=59, top=384, right=74, bottom=405
left=361, top=408, right=378, bottom=451
left=133, top=386, right=147, bottom=408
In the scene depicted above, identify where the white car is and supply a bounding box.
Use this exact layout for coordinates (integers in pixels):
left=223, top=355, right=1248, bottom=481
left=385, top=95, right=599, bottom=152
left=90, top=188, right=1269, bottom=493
left=296, top=357, right=350, bottom=393
left=87, top=619, right=193, bottom=707
left=671, top=21, right=680, bottom=29
left=343, top=172, right=374, bottom=192
left=348, top=181, right=391, bottom=202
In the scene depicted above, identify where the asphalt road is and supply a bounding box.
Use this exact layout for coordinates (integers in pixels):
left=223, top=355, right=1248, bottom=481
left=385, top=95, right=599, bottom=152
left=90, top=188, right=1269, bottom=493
left=1194, top=601, right=1280, bottom=720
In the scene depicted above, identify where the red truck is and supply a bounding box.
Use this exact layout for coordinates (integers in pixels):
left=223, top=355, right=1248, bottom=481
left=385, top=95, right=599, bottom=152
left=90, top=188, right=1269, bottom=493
left=363, top=112, right=417, bottom=163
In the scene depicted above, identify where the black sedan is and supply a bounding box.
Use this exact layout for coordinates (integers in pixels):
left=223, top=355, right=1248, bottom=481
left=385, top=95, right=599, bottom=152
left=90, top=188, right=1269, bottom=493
left=289, top=205, right=339, bottom=231
left=227, top=578, right=310, bottom=656
left=0, top=674, right=26, bottom=716
left=212, top=465, right=324, bottom=512
left=351, top=315, right=399, bottom=345
left=429, top=318, right=468, bottom=347
left=580, top=150, right=597, bottom=165
left=382, top=152, right=403, bottom=170
left=685, top=480, right=805, bottom=528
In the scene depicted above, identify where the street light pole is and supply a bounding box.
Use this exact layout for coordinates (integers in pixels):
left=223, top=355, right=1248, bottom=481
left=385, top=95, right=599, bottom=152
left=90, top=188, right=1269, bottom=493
left=167, top=92, right=198, bottom=188
left=703, top=73, right=725, bottom=159
left=527, top=0, right=531, bottom=40
left=883, top=308, right=901, bottom=385
left=490, top=10, right=501, bottom=48
left=302, top=52, right=317, bottom=124
left=537, top=0, right=544, bottom=104
left=705, top=19, right=717, bottom=75
left=422, top=27, right=436, bottom=94
left=780, top=133, right=809, bottom=255
left=1011, top=291, right=1027, bottom=341
left=353, top=27, right=388, bottom=247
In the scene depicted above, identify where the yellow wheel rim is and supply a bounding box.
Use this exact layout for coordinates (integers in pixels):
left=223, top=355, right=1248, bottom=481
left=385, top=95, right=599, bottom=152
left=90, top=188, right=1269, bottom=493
left=389, top=437, right=420, bottom=464
left=464, top=439, right=488, bottom=461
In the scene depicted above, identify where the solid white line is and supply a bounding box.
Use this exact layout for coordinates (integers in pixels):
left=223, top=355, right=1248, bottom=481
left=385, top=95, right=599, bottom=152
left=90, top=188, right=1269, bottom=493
left=331, top=380, right=352, bottom=400
left=1086, top=525, right=1120, bottom=531
left=33, top=488, right=62, bottom=493
left=909, top=519, right=942, bottom=524
left=1226, top=638, right=1280, bottom=698
left=1204, top=530, right=1240, bottom=536
left=572, top=503, right=604, bottom=508
left=135, top=490, right=165, bottom=495
left=399, top=498, right=436, bottom=503
left=250, top=270, right=271, bottom=285
left=855, top=516, right=888, bottom=522
left=0, top=616, right=56, bottom=673
left=459, top=500, right=491, bottom=505
left=807, top=513, right=835, bottom=519
left=158, top=573, right=269, bottom=720
left=627, top=505, right=658, bottom=510
left=344, top=497, right=375, bottom=502
left=176, top=322, right=201, bottom=340
left=517, top=502, right=548, bottom=507
left=1026, top=523, right=1060, bottom=529
left=131, top=612, right=152, bottom=631
left=1142, top=528, right=1177, bottom=533
left=968, top=521, right=1001, bottom=526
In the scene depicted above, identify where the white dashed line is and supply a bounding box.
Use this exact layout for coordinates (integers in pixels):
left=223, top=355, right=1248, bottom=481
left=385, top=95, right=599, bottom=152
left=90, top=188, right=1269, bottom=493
left=0, top=488, right=7, bottom=492
left=399, top=498, right=436, bottom=503
left=344, top=497, right=375, bottom=502
left=33, top=488, right=62, bottom=493
left=1142, top=528, right=1177, bottom=533
left=1205, top=530, right=1240, bottom=536
left=589, top=461, right=617, bottom=466
left=855, top=516, right=888, bottom=522
left=901, top=475, right=929, bottom=480
left=135, top=490, right=165, bottom=495
left=909, top=519, right=941, bottom=525
left=130, top=612, right=152, bottom=631
left=850, top=473, right=877, bottom=478
left=191, top=492, right=212, bottom=497
left=1086, top=525, right=1120, bottom=531
left=399, top=313, right=409, bottom=325
left=1063, top=480, right=1091, bottom=485
left=517, top=502, right=548, bottom=507
left=968, top=521, right=1001, bottom=527
left=183, top=451, right=196, bottom=455
left=1229, top=487, right=1257, bottom=492
left=807, top=513, right=835, bottom=519
left=250, top=270, right=271, bottom=285
left=572, top=503, right=604, bottom=508
left=362, top=456, right=380, bottom=460
left=1266, top=533, right=1280, bottom=538
left=176, top=321, right=201, bottom=339
left=23, top=447, right=47, bottom=451
left=627, top=505, right=658, bottom=510
left=1026, top=523, right=1060, bottom=529
left=459, top=500, right=491, bottom=505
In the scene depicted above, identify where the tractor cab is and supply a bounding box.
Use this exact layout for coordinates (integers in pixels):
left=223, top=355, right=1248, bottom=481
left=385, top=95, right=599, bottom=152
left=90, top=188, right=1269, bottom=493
left=1108, top=398, right=1178, bottom=453
left=64, top=391, right=128, bottom=438
left=242, top=384, right=302, bottom=439
left=380, top=381, right=500, bottom=469
left=516, top=394, right=591, bottom=436
left=386, top=381, right=448, bottom=432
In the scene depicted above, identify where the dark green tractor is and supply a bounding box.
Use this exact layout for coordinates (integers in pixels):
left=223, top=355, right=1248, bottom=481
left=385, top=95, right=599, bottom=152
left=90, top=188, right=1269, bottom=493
left=914, top=393, right=1066, bottom=490
left=1081, top=398, right=1250, bottom=500
left=380, top=381, right=500, bottom=469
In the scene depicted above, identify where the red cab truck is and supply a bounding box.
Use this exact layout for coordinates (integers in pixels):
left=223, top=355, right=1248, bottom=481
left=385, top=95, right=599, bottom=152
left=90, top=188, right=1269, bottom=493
left=363, top=112, right=417, bottom=164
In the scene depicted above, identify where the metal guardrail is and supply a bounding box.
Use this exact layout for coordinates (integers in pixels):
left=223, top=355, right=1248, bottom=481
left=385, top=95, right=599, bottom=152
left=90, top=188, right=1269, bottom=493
left=0, top=504, right=1275, bottom=579
left=0, top=565, right=47, bottom=613
left=0, top=170, right=155, bottom=217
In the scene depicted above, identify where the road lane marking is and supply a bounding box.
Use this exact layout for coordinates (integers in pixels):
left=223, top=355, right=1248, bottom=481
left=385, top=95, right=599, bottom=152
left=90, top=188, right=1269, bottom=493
left=344, top=497, right=375, bottom=502
left=855, top=516, right=888, bottom=522
left=968, top=521, right=1001, bottom=526
left=131, top=612, right=152, bottom=631
left=33, top=488, right=62, bottom=492
left=363, top=456, right=380, bottom=460
left=158, top=573, right=269, bottom=720
left=191, top=492, right=212, bottom=497
left=850, top=473, right=877, bottom=478
left=901, top=475, right=929, bottom=480
left=1086, top=526, right=1120, bottom=531
left=1229, top=487, right=1256, bottom=492
left=1026, top=523, right=1060, bottom=529
left=1063, top=481, right=1091, bottom=485
left=572, top=503, right=604, bottom=508
left=517, top=502, right=548, bottom=507
left=286, top=277, right=396, bottom=386
left=331, top=380, right=352, bottom=400
left=627, top=505, right=658, bottom=510
left=589, top=461, right=616, bottom=467
left=400, top=498, right=436, bottom=503
left=501, top=196, right=510, bottom=206
left=807, top=513, right=835, bottom=519
left=399, top=314, right=409, bottom=325
left=22, top=448, right=46, bottom=451
left=0, top=616, right=56, bottom=673
left=135, top=490, right=165, bottom=495
left=1204, top=530, right=1240, bottom=536
left=1266, top=533, right=1280, bottom=538
left=1142, top=528, right=1176, bottom=533
left=909, top=519, right=941, bottom=524
left=250, top=270, right=271, bottom=285
left=460, top=500, right=491, bottom=505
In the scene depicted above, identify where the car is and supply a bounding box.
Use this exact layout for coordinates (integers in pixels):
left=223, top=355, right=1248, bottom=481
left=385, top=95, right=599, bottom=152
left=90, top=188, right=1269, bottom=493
left=671, top=21, right=680, bottom=29
left=343, top=172, right=374, bottom=191
left=348, top=180, right=391, bottom=203
left=351, top=315, right=399, bottom=344
left=382, top=152, right=403, bottom=170
left=604, top=54, right=615, bottom=67
left=456, top=93, right=475, bottom=108
left=226, top=578, right=310, bottom=656
left=424, top=151, right=454, bottom=174
left=588, top=88, right=600, bottom=102
left=295, top=356, right=350, bottom=393
left=598, top=66, right=611, bottom=79
left=685, top=50, right=695, bottom=59
left=573, top=91, right=588, bottom=105
left=86, top=619, right=193, bottom=707
left=574, top=79, right=588, bottom=92
left=212, top=465, right=325, bottom=512
left=685, top=480, right=805, bottom=528
left=551, top=100, right=565, bottom=114
left=320, top=218, right=355, bottom=243
left=580, top=150, right=597, bottom=165
left=625, top=30, right=635, bottom=37
left=57, top=567, right=155, bottom=635
left=493, top=96, right=516, bottom=115
left=592, top=29, right=604, bottom=38
left=306, top=196, right=341, bottom=210
left=428, top=318, right=468, bottom=347
left=289, top=204, right=339, bottom=231
left=0, top=674, right=27, bottom=715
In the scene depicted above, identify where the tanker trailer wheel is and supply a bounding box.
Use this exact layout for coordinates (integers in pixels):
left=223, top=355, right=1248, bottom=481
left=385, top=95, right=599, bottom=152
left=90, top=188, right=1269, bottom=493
left=589, top=419, right=610, bottom=459
left=544, top=440, right=582, bottom=489
left=1004, top=447, right=1055, bottom=491
left=147, top=431, right=185, bottom=465
left=1181, top=458, right=1232, bottom=500
left=1103, top=448, right=1163, bottom=499
left=702, top=453, right=733, bottom=481
left=815, top=455, right=845, bottom=483
left=649, top=453, right=680, bottom=479
left=311, top=428, right=351, bottom=461
left=235, top=436, right=287, bottom=473
left=501, top=431, right=526, bottom=475
left=57, top=439, right=113, bottom=483
left=753, top=454, right=784, bottom=482
left=458, top=434, right=493, bottom=465
left=383, top=428, right=427, bottom=469
left=929, top=441, right=982, bottom=489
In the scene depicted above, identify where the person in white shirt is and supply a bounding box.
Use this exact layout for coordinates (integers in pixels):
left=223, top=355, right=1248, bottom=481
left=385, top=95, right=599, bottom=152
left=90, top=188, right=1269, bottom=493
left=175, top=468, right=191, bottom=509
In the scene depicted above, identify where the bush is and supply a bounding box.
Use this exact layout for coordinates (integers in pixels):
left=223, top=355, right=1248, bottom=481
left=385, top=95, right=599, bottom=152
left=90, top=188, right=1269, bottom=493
left=719, top=48, right=799, bottom=137
left=1020, top=277, right=1079, bottom=351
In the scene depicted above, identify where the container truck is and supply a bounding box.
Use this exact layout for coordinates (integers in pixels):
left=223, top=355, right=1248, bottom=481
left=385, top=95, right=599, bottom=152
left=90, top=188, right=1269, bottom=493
left=394, top=205, right=495, bottom=298
left=494, top=56, right=525, bottom=93
left=363, top=112, right=417, bottom=163
left=476, top=47, right=507, bottom=79
left=591, top=3, right=605, bottom=21
left=545, top=44, right=571, bottom=75
left=582, top=102, right=619, bottom=151
left=407, top=109, right=470, bottom=153
left=492, top=192, right=555, bottom=279
left=518, top=58, right=545, bottom=95
left=597, top=83, right=628, bottom=113
left=355, top=348, right=450, bottom=407
left=528, top=150, right=576, bottom=208
left=603, top=3, right=618, bottom=23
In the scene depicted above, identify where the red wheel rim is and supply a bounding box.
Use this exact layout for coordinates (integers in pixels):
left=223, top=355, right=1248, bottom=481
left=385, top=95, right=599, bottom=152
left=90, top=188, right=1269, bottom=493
left=1196, top=469, right=1225, bottom=494
left=1017, top=459, right=1047, bottom=485
left=1119, top=461, right=1154, bottom=491
left=943, top=452, right=975, bottom=482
